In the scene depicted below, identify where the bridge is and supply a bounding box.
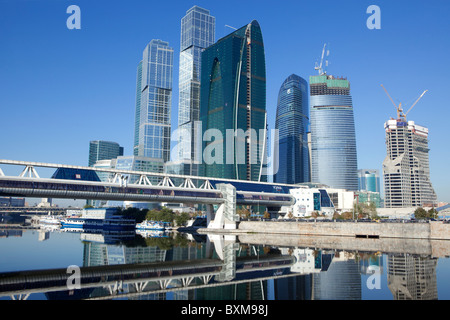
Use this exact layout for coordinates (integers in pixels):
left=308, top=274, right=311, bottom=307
left=0, top=245, right=295, bottom=300
left=0, top=159, right=298, bottom=229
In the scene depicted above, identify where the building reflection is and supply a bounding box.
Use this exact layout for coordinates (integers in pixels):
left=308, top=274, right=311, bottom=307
left=1, top=229, right=441, bottom=301
left=387, top=254, right=438, bottom=300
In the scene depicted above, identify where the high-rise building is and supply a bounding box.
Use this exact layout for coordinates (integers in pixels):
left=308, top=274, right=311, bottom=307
left=358, top=169, right=381, bottom=193
left=309, top=75, right=358, bottom=191
left=115, top=155, right=164, bottom=185
left=134, top=39, right=174, bottom=163
left=274, top=74, right=309, bottom=184
left=382, top=119, right=436, bottom=207
left=199, top=20, right=267, bottom=182
left=88, top=140, right=123, bottom=167
left=173, top=6, right=215, bottom=177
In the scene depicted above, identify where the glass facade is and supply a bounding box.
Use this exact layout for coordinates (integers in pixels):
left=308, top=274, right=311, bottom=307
left=134, top=40, right=174, bottom=163
left=274, top=74, right=309, bottom=184
left=115, top=155, right=164, bottom=185
left=310, top=75, right=358, bottom=191
left=200, top=20, right=267, bottom=182
left=88, top=140, right=123, bottom=167
left=357, top=169, right=380, bottom=193
left=176, top=6, right=215, bottom=176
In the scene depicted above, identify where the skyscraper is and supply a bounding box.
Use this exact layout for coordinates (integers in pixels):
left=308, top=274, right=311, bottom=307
left=358, top=169, right=381, bottom=193
left=383, top=119, right=436, bottom=207
left=309, top=74, right=358, bottom=191
left=88, top=140, right=123, bottom=167
left=134, top=39, right=174, bottom=163
left=274, top=74, right=309, bottom=184
left=200, top=20, right=267, bottom=182
left=175, top=6, right=215, bottom=176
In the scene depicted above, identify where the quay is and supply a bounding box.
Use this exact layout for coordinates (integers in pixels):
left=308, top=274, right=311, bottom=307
left=198, top=220, right=450, bottom=241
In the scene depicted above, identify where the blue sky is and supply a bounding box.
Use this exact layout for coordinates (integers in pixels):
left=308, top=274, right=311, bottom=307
left=1, top=0, right=449, bottom=203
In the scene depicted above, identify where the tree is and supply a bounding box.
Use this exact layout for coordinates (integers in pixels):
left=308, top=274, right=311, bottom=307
left=341, top=211, right=353, bottom=220
left=174, top=212, right=190, bottom=226
left=414, top=207, right=428, bottom=219
left=428, top=208, right=438, bottom=219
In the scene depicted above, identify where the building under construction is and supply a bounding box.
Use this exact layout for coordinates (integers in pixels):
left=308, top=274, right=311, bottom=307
left=381, top=85, right=437, bottom=208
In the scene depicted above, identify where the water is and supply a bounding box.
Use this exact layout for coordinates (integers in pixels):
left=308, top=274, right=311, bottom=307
left=1, top=227, right=449, bottom=301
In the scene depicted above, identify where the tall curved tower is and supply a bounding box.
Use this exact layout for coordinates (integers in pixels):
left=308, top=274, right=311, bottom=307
left=200, top=20, right=267, bottom=182
left=309, top=75, right=358, bottom=191
left=274, top=74, right=309, bottom=184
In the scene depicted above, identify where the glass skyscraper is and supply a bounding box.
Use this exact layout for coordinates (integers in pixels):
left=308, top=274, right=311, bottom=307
left=175, top=6, right=215, bottom=176
left=357, top=169, right=380, bottom=193
left=309, top=75, right=358, bottom=191
left=200, top=20, right=267, bottom=182
left=274, top=74, right=309, bottom=184
left=88, top=140, right=123, bottom=167
left=134, top=39, right=174, bottom=163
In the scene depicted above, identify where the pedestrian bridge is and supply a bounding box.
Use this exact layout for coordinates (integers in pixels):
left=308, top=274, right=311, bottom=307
left=0, top=159, right=297, bottom=229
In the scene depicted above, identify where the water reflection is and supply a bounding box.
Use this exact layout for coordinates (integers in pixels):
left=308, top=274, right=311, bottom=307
left=0, top=228, right=445, bottom=300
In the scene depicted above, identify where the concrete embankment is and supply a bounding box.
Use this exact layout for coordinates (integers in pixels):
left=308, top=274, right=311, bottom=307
left=200, top=220, right=450, bottom=240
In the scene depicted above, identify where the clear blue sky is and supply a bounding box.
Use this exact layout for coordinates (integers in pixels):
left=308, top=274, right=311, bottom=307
left=1, top=0, right=449, bottom=203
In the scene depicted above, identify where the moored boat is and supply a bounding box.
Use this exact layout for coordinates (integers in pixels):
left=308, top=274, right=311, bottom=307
left=136, top=220, right=165, bottom=230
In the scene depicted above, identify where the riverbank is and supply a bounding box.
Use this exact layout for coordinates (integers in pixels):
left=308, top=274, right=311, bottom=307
left=198, top=220, right=450, bottom=240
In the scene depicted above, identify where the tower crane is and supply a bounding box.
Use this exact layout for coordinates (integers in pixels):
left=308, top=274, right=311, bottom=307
left=315, top=43, right=329, bottom=75
left=380, top=84, right=428, bottom=121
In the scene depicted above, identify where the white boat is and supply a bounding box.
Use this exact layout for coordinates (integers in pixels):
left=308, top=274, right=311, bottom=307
left=39, top=215, right=61, bottom=226
left=136, top=220, right=165, bottom=230
left=136, top=229, right=167, bottom=238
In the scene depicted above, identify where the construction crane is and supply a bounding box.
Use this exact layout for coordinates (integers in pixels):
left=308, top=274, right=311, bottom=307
left=315, top=43, right=329, bottom=75
left=380, top=84, right=428, bottom=121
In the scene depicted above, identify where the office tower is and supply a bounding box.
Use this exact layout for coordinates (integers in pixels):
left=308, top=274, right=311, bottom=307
left=200, top=20, right=267, bottom=182
left=134, top=40, right=174, bottom=163
left=176, top=6, right=215, bottom=176
left=313, top=254, right=361, bottom=300
left=115, top=155, right=164, bottom=185
left=383, top=120, right=436, bottom=207
left=309, top=75, right=358, bottom=190
left=387, top=254, right=438, bottom=300
left=358, top=169, right=380, bottom=193
left=88, top=140, right=123, bottom=167
left=274, top=74, right=309, bottom=184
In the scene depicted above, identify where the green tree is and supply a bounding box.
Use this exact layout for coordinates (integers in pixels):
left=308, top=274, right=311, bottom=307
left=428, top=208, right=438, bottom=219
left=174, top=212, right=190, bottom=226
left=414, top=207, right=428, bottom=219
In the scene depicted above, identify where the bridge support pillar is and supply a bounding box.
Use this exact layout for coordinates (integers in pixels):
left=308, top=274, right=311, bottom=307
left=208, top=234, right=239, bottom=282
left=207, top=184, right=239, bottom=230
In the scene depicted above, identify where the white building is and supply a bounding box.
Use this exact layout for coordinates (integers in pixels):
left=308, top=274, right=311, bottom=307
left=282, top=188, right=335, bottom=218
left=325, top=188, right=355, bottom=213
left=383, top=119, right=436, bottom=208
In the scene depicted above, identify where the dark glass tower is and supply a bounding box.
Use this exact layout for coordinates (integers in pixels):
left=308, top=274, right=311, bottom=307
left=88, top=140, right=123, bottom=167
left=200, top=20, right=267, bottom=181
left=274, top=74, right=309, bottom=184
